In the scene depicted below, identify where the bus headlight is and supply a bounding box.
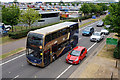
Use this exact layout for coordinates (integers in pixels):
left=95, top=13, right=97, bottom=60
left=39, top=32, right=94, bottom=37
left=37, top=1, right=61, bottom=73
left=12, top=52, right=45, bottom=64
left=39, top=46, right=42, bottom=49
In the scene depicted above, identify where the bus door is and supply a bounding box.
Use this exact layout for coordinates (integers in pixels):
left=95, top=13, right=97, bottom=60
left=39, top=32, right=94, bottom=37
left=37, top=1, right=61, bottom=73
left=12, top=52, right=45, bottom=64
left=44, top=49, right=50, bottom=66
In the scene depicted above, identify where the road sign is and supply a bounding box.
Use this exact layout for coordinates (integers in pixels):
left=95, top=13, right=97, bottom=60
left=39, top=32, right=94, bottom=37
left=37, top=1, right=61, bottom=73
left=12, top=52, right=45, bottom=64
left=106, top=38, right=118, bottom=45
left=92, top=15, right=96, bottom=19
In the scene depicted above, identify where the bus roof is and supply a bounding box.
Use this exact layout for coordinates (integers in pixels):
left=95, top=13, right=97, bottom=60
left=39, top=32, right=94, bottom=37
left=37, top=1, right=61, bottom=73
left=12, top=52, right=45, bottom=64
left=30, top=22, right=77, bottom=35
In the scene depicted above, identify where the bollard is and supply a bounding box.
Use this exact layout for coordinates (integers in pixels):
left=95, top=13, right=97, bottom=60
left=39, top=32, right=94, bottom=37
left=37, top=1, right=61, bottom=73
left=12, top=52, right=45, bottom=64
left=115, top=60, right=118, bottom=68
left=111, top=72, right=113, bottom=80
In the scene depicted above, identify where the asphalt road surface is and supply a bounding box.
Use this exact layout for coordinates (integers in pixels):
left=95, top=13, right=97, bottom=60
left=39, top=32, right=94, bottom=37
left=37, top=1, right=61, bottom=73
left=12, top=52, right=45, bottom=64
left=1, top=20, right=108, bottom=79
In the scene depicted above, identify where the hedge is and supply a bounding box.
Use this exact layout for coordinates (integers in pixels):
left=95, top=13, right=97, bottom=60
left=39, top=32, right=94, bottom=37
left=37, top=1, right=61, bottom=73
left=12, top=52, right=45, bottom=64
left=8, top=14, right=94, bottom=39
left=113, top=40, right=120, bottom=59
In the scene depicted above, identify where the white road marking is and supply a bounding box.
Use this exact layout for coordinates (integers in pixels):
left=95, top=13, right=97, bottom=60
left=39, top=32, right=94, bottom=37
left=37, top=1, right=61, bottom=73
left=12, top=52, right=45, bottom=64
left=56, top=65, right=72, bottom=79
left=79, top=38, right=81, bottom=40
left=11, top=75, right=19, bottom=80
left=14, top=75, right=19, bottom=78
left=55, top=42, right=97, bottom=79
left=0, top=53, right=25, bottom=66
left=87, top=43, right=97, bottom=51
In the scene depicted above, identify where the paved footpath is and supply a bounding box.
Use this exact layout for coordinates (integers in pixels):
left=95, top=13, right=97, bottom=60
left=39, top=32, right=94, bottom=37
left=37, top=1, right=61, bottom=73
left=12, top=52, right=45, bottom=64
left=0, top=15, right=105, bottom=54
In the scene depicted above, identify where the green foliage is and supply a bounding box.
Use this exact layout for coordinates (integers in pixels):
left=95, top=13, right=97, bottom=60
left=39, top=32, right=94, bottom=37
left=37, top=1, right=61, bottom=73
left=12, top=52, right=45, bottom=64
left=98, top=3, right=108, bottom=11
left=113, top=40, right=120, bottom=59
left=19, top=8, right=41, bottom=27
left=103, top=2, right=120, bottom=36
left=71, top=3, right=75, bottom=6
left=80, top=3, right=91, bottom=15
left=67, top=3, right=70, bottom=6
left=54, top=3, right=56, bottom=5
left=49, top=2, right=52, bottom=5
left=2, top=5, right=20, bottom=26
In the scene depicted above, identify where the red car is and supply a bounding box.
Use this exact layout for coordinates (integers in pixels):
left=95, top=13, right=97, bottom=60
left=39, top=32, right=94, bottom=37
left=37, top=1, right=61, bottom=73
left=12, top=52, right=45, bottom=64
left=66, top=46, right=87, bottom=64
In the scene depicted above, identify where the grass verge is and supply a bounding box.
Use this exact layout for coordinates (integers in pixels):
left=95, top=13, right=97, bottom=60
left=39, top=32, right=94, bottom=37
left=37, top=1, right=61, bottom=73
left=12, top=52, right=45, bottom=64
left=0, top=47, right=25, bottom=60
left=0, top=36, right=26, bottom=45
left=97, top=45, right=116, bottom=59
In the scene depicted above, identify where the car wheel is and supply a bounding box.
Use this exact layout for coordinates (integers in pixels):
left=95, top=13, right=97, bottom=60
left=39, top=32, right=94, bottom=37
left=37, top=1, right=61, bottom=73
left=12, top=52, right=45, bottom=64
left=85, top=53, right=87, bottom=57
left=79, top=60, right=81, bottom=64
left=90, top=40, right=92, bottom=42
left=97, top=40, right=100, bottom=43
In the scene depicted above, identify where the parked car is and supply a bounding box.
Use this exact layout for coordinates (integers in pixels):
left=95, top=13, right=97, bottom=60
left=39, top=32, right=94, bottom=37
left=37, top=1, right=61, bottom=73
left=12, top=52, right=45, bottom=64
left=97, top=21, right=104, bottom=27
left=66, top=46, right=87, bottom=64
left=90, top=32, right=104, bottom=42
left=0, top=23, right=12, bottom=34
left=82, top=26, right=94, bottom=36
left=4, top=25, right=12, bottom=31
left=101, top=28, right=109, bottom=35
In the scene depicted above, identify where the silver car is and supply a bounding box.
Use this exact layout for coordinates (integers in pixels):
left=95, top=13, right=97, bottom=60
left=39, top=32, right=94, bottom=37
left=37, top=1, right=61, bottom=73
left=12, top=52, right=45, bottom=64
left=90, top=32, right=104, bottom=42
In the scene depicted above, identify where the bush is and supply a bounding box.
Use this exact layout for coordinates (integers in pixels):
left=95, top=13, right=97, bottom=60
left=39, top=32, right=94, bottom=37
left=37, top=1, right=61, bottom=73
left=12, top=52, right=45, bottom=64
left=113, top=40, right=120, bottom=59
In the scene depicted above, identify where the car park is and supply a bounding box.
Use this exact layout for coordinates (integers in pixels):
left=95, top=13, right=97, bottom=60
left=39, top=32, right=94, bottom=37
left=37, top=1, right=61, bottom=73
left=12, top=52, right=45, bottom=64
left=66, top=46, right=87, bottom=64
left=90, top=32, right=104, bottom=42
left=82, top=26, right=94, bottom=36
left=101, top=28, right=109, bottom=35
left=97, top=21, right=104, bottom=27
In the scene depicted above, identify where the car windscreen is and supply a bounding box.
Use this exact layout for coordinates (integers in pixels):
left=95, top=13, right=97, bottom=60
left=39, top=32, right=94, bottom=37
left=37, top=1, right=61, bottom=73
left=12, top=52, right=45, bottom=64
left=27, top=33, right=43, bottom=46
left=84, top=28, right=90, bottom=31
left=70, top=50, right=81, bottom=56
left=93, top=32, right=100, bottom=36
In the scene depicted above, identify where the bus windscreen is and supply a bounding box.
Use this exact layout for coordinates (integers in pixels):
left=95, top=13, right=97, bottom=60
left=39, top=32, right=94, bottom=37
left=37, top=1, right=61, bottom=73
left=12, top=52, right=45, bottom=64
left=27, top=33, right=43, bottom=46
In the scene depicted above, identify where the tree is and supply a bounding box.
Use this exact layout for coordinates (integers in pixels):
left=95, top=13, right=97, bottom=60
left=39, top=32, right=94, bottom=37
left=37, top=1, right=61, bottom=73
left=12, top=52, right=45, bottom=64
left=80, top=3, right=91, bottom=16
left=19, top=8, right=41, bottom=27
left=103, top=2, right=120, bottom=36
left=13, top=0, right=17, bottom=2
left=49, top=2, right=52, bottom=5
left=95, top=5, right=102, bottom=15
left=98, top=3, right=108, bottom=11
left=2, top=5, right=20, bottom=32
left=71, top=3, right=75, bottom=6
left=54, top=3, right=56, bottom=6
left=67, top=3, right=70, bottom=6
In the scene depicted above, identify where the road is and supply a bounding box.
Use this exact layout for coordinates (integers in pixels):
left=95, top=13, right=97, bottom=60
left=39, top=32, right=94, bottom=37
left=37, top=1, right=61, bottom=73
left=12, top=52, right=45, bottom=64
left=1, top=20, right=108, bottom=79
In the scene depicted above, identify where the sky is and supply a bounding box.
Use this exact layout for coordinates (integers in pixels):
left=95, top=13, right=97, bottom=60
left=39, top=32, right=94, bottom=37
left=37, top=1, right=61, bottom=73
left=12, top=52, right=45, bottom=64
left=0, top=0, right=119, bottom=2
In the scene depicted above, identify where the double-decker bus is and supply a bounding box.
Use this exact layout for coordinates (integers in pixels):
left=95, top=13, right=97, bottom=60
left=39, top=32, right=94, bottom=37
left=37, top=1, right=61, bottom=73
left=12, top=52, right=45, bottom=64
left=26, top=22, right=79, bottom=67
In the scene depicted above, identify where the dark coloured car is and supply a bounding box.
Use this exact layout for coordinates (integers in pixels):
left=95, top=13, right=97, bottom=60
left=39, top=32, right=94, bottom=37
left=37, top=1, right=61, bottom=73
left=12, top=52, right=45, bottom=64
left=97, top=21, right=104, bottom=27
left=82, top=26, right=94, bottom=36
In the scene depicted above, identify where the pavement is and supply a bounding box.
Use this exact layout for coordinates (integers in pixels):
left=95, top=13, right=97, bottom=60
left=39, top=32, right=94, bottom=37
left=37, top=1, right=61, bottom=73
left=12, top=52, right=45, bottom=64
left=0, top=16, right=96, bottom=55
left=1, top=16, right=108, bottom=79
